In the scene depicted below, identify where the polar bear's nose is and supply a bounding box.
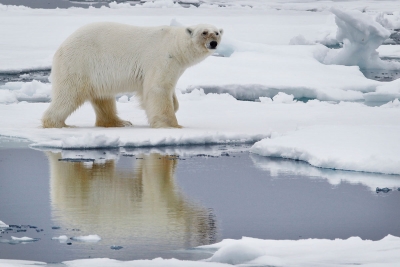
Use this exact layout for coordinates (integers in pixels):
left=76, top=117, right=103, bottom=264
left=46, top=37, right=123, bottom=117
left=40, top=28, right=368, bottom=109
left=210, top=41, right=218, bottom=49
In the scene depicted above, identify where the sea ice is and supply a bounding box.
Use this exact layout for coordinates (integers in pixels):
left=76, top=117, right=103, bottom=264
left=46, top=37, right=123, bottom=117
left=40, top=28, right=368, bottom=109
left=1, top=235, right=400, bottom=266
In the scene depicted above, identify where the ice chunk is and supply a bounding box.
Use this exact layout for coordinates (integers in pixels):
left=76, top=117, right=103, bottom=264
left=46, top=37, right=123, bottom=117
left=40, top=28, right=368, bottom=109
left=11, top=236, right=40, bottom=242
left=70, top=235, right=101, bottom=242
left=272, top=92, right=296, bottom=103
left=52, top=235, right=68, bottom=240
left=316, top=8, right=400, bottom=70
left=0, top=220, right=9, bottom=228
left=207, top=242, right=265, bottom=265
left=52, top=235, right=69, bottom=243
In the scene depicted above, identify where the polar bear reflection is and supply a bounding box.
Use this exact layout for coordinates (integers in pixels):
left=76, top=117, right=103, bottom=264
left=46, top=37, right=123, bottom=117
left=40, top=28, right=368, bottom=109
left=46, top=152, right=217, bottom=249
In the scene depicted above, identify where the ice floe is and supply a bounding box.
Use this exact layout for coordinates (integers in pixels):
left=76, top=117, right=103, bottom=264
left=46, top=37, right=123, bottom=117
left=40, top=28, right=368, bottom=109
left=70, top=235, right=101, bottom=242
left=250, top=125, right=400, bottom=175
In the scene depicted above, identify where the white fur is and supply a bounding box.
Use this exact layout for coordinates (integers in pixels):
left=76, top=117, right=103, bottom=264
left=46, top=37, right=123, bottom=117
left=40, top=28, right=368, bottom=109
left=42, top=22, right=223, bottom=128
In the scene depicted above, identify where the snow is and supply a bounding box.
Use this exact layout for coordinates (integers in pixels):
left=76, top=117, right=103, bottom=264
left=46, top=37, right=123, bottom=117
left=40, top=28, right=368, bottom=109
left=1, top=235, right=400, bottom=266
left=200, top=235, right=400, bottom=267
left=70, top=235, right=101, bottom=242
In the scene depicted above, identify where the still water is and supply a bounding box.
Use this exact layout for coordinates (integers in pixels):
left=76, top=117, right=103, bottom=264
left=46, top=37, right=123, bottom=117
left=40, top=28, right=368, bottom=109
left=1, top=143, right=400, bottom=263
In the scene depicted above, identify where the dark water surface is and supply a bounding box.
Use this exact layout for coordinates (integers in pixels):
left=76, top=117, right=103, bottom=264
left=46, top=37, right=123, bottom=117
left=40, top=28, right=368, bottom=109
left=1, top=143, right=400, bottom=263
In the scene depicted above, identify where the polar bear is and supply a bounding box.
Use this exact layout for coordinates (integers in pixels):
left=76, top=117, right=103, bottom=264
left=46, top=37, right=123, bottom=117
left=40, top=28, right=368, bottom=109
left=42, top=22, right=223, bottom=128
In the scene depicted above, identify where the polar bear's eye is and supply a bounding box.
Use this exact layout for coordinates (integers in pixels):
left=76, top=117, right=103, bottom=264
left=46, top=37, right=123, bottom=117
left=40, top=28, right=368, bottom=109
left=202, top=31, right=208, bottom=35
left=215, top=32, right=219, bottom=36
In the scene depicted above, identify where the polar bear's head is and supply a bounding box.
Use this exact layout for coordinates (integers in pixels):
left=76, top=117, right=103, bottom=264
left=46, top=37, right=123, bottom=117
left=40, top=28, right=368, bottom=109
left=186, top=24, right=223, bottom=52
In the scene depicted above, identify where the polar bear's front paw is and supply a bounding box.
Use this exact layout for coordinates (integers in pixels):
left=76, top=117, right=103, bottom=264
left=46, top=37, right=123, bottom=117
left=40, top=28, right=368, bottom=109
left=119, top=120, right=133, bottom=127
left=150, top=121, right=182, bottom=128
left=96, top=119, right=132, bottom=128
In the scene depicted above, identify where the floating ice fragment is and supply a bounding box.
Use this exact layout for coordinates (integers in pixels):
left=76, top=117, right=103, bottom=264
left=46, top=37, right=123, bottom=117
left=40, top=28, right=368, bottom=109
left=0, top=220, right=9, bottom=228
left=111, top=245, right=123, bottom=250
left=52, top=235, right=68, bottom=240
left=70, top=235, right=101, bottom=242
left=52, top=235, right=68, bottom=243
left=11, top=236, right=40, bottom=242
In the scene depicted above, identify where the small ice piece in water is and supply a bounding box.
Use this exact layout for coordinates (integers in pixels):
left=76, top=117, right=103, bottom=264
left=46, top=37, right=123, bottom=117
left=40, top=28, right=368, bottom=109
left=51, top=226, right=61, bottom=230
left=70, top=235, right=101, bottom=242
left=11, top=236, right=40, bottom=242
left=52, top=235, right=68, bottom=243
left=52, top=235, right=68, bottom=240
left=111, top=245, right=123, bottom=250
left=376, top=187, right=392, bottom=193
left=0, top=220, right=9, bottom=228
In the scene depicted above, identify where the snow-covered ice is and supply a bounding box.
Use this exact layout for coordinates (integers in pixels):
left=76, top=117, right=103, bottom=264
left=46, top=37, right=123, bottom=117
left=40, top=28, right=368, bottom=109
left=251, top=125, right=400, bottom=175
left=1, top=235, right=400, bottom=266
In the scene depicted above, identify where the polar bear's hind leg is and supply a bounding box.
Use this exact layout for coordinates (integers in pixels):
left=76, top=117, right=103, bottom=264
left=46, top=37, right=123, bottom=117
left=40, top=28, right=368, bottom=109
left=42, top=90, right=84, bottom=128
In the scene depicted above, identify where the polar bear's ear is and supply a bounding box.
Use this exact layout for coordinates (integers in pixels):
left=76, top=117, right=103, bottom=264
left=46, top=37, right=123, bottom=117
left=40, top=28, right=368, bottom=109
left=186, top=27, right=193, bottom=36
left=219, top=29, right=224, bottom=35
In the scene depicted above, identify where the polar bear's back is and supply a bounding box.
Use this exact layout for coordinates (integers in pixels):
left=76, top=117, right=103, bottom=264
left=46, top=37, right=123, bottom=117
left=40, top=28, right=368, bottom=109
left=52, top=22, right=183, bottom=95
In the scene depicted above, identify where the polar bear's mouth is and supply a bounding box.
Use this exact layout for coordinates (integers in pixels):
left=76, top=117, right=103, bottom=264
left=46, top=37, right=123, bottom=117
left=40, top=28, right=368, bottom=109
left=207, top=41, right=218, bottom=50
